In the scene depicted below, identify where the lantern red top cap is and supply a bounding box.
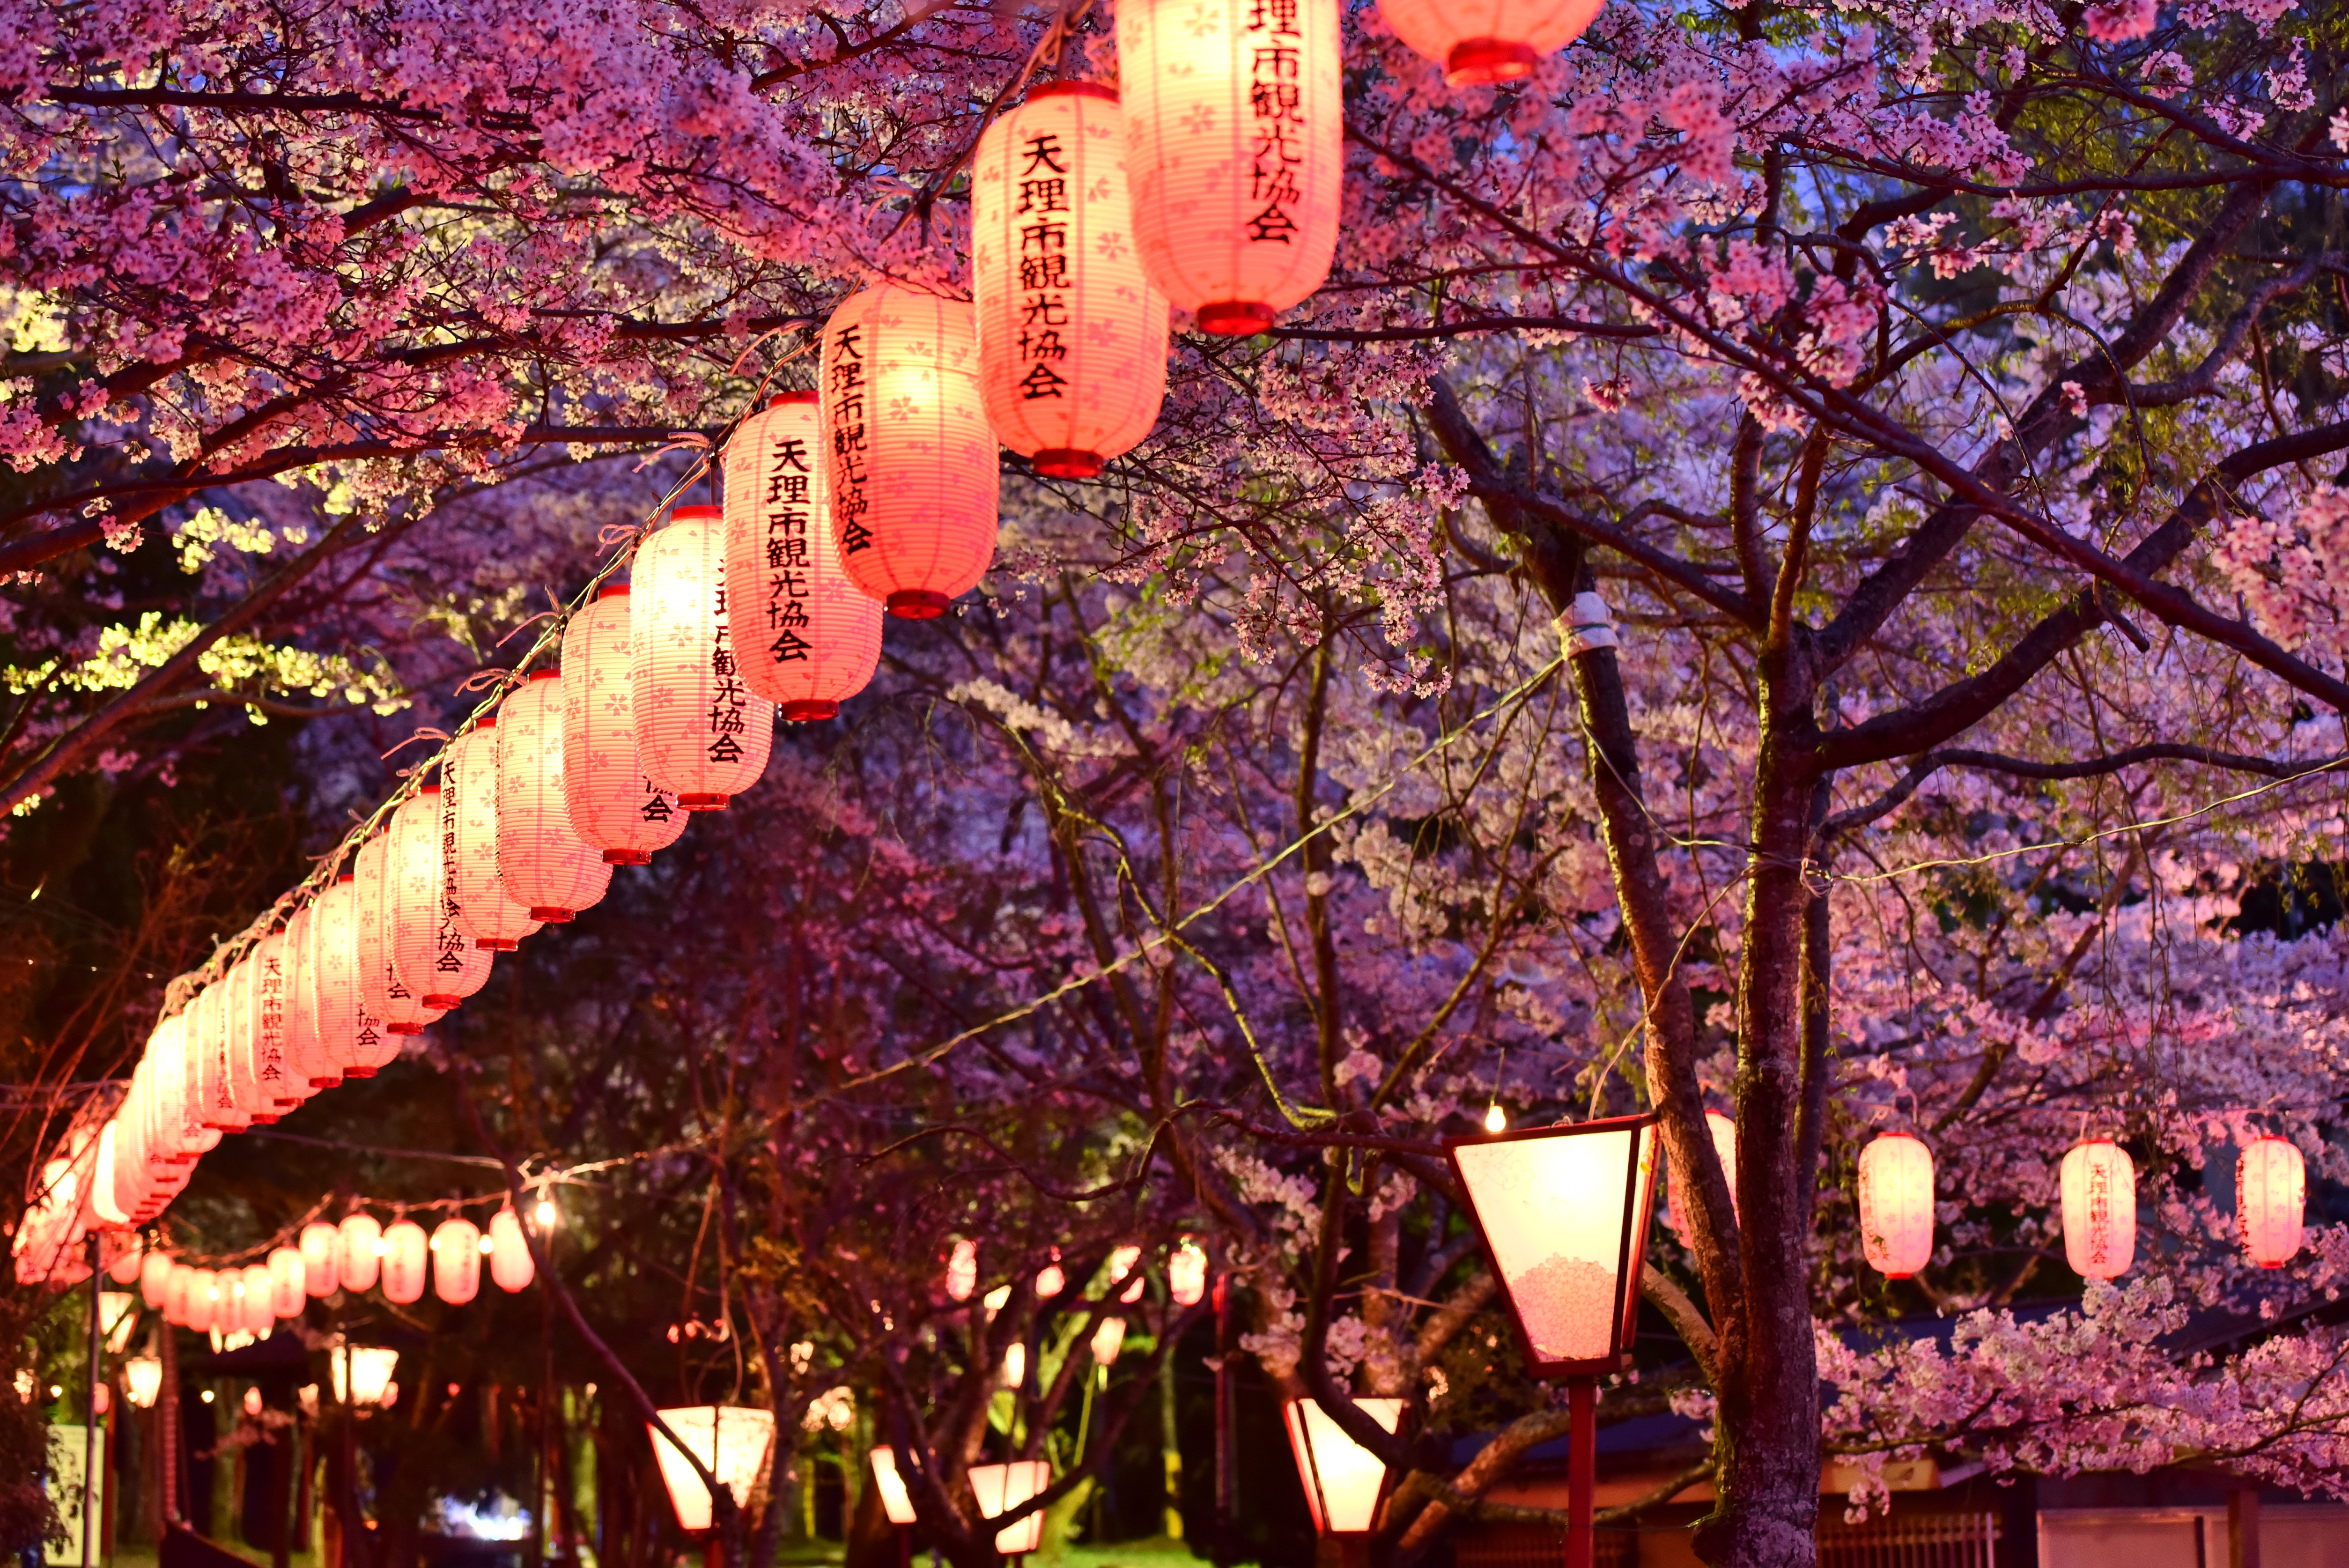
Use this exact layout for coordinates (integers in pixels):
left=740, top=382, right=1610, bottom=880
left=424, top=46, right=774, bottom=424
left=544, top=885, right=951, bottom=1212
left=671, top=504, right=722, bottom=521
left=527, top=669, right=559, bottom=682
left=598, top=584, right=630, bottom=600
left=419, top=784, right=441, bottom=796
left=1028, top=80, right=1118, bottom=102
left=336, top=873, right=354, bottom=884
left=769, top=392, right=818, bottom=407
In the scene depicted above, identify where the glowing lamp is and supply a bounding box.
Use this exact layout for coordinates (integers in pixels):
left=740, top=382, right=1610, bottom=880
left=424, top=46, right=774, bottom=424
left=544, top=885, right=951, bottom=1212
left=721, top=394, right=882, bottom=720
left=445, top=721, right=544, bottom=949
left=631, top=505, right=775, bottom=808
left=241, top=1265, right=275, bottom=1334
left=1284, top=1398, right=1403, bottom=1534
left=355, top=829, right=447, bottom=1037
left=268, top=1247, right=306, bottom=1317
left=1117, top=0, right=1342, bottom=333
left=1857, top=1132, right=1935, bottom=1279
left=247, top=929, right=299, bottom=1108
left=430, top=1217, right=481, bottom=1305
left=1103, top=1244, right=1145, bottom=1303
left=282, top=900, right=336, bottom=1090
left=1169, top=1237, right=1207, bottom=1307
left=968, top=1460, right=1051, bottom=1554
left=390, top=787, right=494, bottom=1009
left=1035, top=1253, right=1065, bottom=1298
left=125, top=1356, right=161, bottom=1410
left=820, top=281, right=999, bottom=619
left=337, top=1213, right=383, bottom=1294
left=648, top=1405, right=777, bottom=1532
left=2239, top=1135, right=2306, bottom=1268
left=870, top=1445, right=918, bottom=1526
left=308, top=875, right=394, bottom=1078
left=1091, top=1316, right=1126, bottom=1368
left=1667, top=1109, right=1739, bottom=1243
left=497, top=671, right=614, bottom=922
left=300, top=1221, right=340, bottom=1297
left=99, top=1291, right=136, bottom=1354
left=380, top=1219, right=428, bottom=1305
left=971, top=83, right=1169, bottom=478
left=332, top=1344, right=399, bottom=1407
left=139, top=1247, right=172, bottom=1309
left=487, top=1206, right=534, bottom=1292
left=560, top=589, right=687, bottom=863
left=1001, top=1343, right=1027, bottom=1390
left=1374, top=0, right=1601, bottom=85
left=2059, top=1139, right=2136, bottom=1280
left=946, top=1239, right=978, bottom=1302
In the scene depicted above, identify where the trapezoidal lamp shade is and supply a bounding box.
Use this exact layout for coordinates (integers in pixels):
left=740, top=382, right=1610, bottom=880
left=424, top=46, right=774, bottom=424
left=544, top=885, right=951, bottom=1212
left=1857, top=1131, right=1935, bottom=1280
left=1283, top=1397, right=1403, bottom=1534
left=2239, top=1135, right=2306, bottom=1268
left=390, top=786, right=495, bottom=1009
left=496, top=670, right=614, bottom=921
left=2059, top=1139, right=2136, bottom=1280
left=1375, top=0, right=1603, bottom=86
left=332, top=1343, right=399, bottom=1407
left=445, top=720, right=545, bottom=948
left=721, top=394, right=882, bottom=719
left=631, top=506, right=775, bottom=809
left=561, top=588, right=688, bottom=863
left=869, top=1445, right=918, bottom=1525
left=968, top=1459, right=1051, bottom=1554
left=970, top=83, right=1170, bottom=479
left=1448, top=1112, right=1659, bottom=1375
left=1116, top=0, right=1343, bottom=335
left=125, top=1355, right=161, bottom=1410
left=650, top=1405, right=777, bottom=1532
left=820, top=281, right=1000, bottom=620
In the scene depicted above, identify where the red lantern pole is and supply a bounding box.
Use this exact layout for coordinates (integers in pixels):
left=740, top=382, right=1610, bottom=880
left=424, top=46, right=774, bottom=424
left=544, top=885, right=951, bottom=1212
left=1565, top=1377, right=1595, bottom=1568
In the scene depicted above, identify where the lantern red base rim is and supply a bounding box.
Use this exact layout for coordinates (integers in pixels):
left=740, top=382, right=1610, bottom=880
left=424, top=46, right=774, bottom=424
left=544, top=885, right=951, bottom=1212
left=603, top=849, right=652, bottom=865
left=1197, top=302, right=1278, bottom=336
left=530, top=907, right=576, bottom=922
left=780, top=700, right=840, bottom=722
left=887, top=590, right=953, bottom=620
left=343, top=1067, right=375, bottom=1079
left=1033, top=449, right=1106, bottom=480
left=2260, top=1260, right=2289, bottom=1269
left=1444, top=37, right=1538, bottom=84
left=385, top=1022, right=426, bottom=1036
left=310, top=1076, right=341, bottom=1088
left=1882, top=1272, right=1913, bottom=1280
left=475, top=937, right=520, bottom=951
left=421, top=994, right=463, bottom=1009
left=249, top=1113, right=280, bottom=1125
left=679, top=794, right=730, bottom=811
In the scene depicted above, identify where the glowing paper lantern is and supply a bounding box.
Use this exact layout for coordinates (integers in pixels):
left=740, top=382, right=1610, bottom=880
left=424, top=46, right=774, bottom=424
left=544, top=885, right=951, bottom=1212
left=282, top=899, right=337, bottom=1090
left=338, top=1213, right=384, bottom=1295
left=380, top=1219, right=428, bottom=1305
left=430, top=1217, right=481, bottom=1305
left=226, top=951, right=281, bottom=1119
left=391, top=787, right=496, bottom=1009
left=561, top=589, right=687, bottom=863
left=487, top=1206, right=534, bottom=1293
left=446, top=722, right=544, bottom=949
left=194, top=982, right=249, bottom=1132
left=649, top=1405, right=777, bottom=1532
left=1105, top=1244, right=1145, bottom=1304
left=945, top=1239, right=978, bottom=1302
left=721, top=395, right=882, bottom=719
left=1284, top=1398, right=1403, bottom=1534
left=268, top=1246, right=306, bottom=1317
left=1117, top=0, right=1342, bottom=334
left=140, top=1247, right=172, bottom=1310
left=240, top=1264, right=274, bottom=1334
left=125, top=1356, right=161, bottom=1410
left=1857, top=1132, right=1935, bottom=1280
left=820, top=282, right=999, bottom=619
left=2239, top=1135, right=2306, bottom=1268
left=972, top=84, right=1169, bottom=478
left=1034, top=1253, right=1065, bottom=1299
left=310, top=875, right=396, bottom=1078
left=356, top=830, right=447, bottom=1037
left=163, top=1264, right=192, bottom=1326
left=297, top=1222, right=339, bottom=1297
left=631, top=506, right=774, bottom=808
left=1375, top=0, right=1599, bottom=84
left=969, top=1459, right=1052, bottom=1554
left=2059, top=1139, right=2136, bottom=1280
left=1667, top=1109, right=1739, bottom=1243
left=1169, top=1237, right=1208, bottom=1307
left=1090, top=1316, right=1126, bottom=1368
left=497, top=672, right=613, bottom=921
left=870, top=1445, right=918, bottom=1526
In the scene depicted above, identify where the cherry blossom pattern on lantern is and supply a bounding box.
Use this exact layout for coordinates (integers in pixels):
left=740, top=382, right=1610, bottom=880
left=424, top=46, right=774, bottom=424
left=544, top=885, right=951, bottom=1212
left=561, top=587, right=688, bottom=863
left=445, top=720, right=544, bottom=950
left=631, top=505, right=774, bottom=809
left=355, top=827, right=447, bottom=1037
left=496, top=670, right=614, bottom=921
left=389, top=785, right=495, bottom=1010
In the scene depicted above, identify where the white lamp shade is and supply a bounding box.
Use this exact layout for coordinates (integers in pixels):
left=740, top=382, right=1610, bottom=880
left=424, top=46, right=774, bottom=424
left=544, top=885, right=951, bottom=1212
left=1284, top=1398, right=1403, bottom=1534
left=496, top=671, right=614, bottom=922
left=488, top=1207, right=534, bottom=1293
left=430, top=1217, right=481, bottom=1305
left=299, top=1221, right=340, bottom=1297
left=390, top=787, right=495, bottom=1009
left=356, top=830, right=445, bottom=1037
left=2239, top=1136, right=2306, bottom=1268
left=968, top=1459, right=1052, bottom=1554
left=268, top=1247, right=306, bottom=1317
left=560, top=588, right=688, bottom=864
left=125, top=1356, right=161, bottom=1409
left=1857, top=1132, right=1936, bottom=1280
left=650, top=1405, right=777, bottom=1532
left=445, top=722, right=544, bottom=949
left=333, top=1345, right=399, bottom=1406
left=2059, top=1140, right=2136, bottom=1280
left=1090, top=1316, right=1126, bottom=1368
left=630, top=506, right=774, bottom=808
left=380, top=1219, right=429, bottom=1304
left=870, top=1445, right=918, bottom=1525
left=337, top=1213, right=383, bottom=1294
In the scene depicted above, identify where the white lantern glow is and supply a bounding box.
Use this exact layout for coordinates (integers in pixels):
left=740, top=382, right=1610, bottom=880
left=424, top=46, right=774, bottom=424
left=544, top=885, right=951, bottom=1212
left=488, top=1206, right=534, bottom=1293
left=2239, top=1135, right=2306, bottom=1268
left=268, top=1246, right=306, bottom=1317
left=446, top=721, right=544, bottom=949
left=631, top=505, right=774, bottom=809
left=391, top=786, right=495, bottom=1009
left=2059, top=1139, right=2136, bottom=1280
left=1090, top=1316, right=1126, bottom=1368
left=1283, top=1398, right=1403, bottom=1534
left=870, top=1445, right=918, bottom=1526
left=1169, top=1237, right=1208, bottom=1307
left=561, top=588, right=687, bottom=863
left=338, top=1212, right=384, bottom=1295
left=649, top=1405, right=777, bottom=1532
left=430, top=1217, right=481, bottom=1305
left=332, top=1344, right=399, bottom=1407
left=300, top=1221, right=340, bottom=1297
left=125, top=1356, right=161, bottom=1410
left=497, top=671, right=613, bottom=922
left=1857, top=1132, right=1935, bottom=1280
left=380, top=1219, right=428, bottom=1305
left=946, top=1239, right=978, bottom=1302
left=969, top=1459, right=1052, bottom=1554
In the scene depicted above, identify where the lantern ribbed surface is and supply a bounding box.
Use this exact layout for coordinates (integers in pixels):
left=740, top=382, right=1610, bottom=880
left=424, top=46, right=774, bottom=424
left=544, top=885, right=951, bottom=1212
left=268, top=1246, right=305, bottom=1317
left=390, top=786, right=495, bottom=1008
left=338, top=1213, right=383, bottom=1294
left=300, top=1221, right=340, bottom=1297
left=2238, top=1135, right=2305, bottom=1268
left=250, top=930, right=300, bottom=1109
left=447, top=721, right=544, bottom=948
left=282, top=901, right=338, bottom=1090
left=2059, top=1139, right=2136, bottom=1280
left=240, top=1264, right=273, bottom=1333
left=488, top=1206, right=535, bottom=1292
left=1117, top=0, right=1342, bottom=333
left=310, top=875, right=392, bottom=1079
left=356, top=830, right=446, bottom=1037
left=561, top=589, right=689, bottom=861
left=140, top=1247, right=171, bottom=1309
left=380, top=1219, right=428, bottom=1304
left=225, top=953, right=278, bottom=1123
left=1857, top=1132, right=1935, bottom=1279
left=431, top=1217, right=482, bottom=1305
left=195, top=981, right=248, bottom=1132
left=633, top=506, right=776, bottom=806
left=1374, top=0, right=1600, bottom=85
left=972, top=85, right=1170, bottom=479
left=497, top=671, right=614, bottom=921
left=820, top=283, right=1000, bottom=619
left=721, top=397, right=882, bottom=719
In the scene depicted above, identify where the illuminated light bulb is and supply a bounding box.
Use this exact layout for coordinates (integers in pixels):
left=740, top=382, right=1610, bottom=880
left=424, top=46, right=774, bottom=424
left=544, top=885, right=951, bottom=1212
left=1485, top=1102, right=1507, bottom=1133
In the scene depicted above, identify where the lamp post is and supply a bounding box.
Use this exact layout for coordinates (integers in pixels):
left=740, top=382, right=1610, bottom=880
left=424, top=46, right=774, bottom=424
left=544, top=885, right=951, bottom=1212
left=1282, top=1398, right=1403, bottom=1568
left=1448, top=1111, right=1660, bottom=1568
left=968, top=1460, right=1050, bottom=1560
left=647, top=1406, right=776, bottom=1568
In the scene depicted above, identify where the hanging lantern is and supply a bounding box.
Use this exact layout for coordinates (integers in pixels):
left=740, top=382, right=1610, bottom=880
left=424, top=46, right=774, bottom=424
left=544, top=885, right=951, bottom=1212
left=1169, top=1236, right=1208, bottom=1307
left=870, top=1445, right=918, bottom=1527
left=224, top=951, right=280, bottom=1121
left=140, top=1247, right=172, bottom=1310
left=389, top=786, right=496, bottom=1009
left=1034, top=1252, right=1065, bottom=1299
left=1284, top=1398, right=1403, bottom=1536
left=193, top=981, right=248, bottom=1133
left=820, top=282, right=999, bottom=619
left=560, top=589, right=688, bottom=862
left=631, top=506, right=775, bottom=809
left=1090, top=1316, right=1126, bottom=1367
left=945, top=1238, right=978, bottom=1302
left=721, top=395, right=882, bottom=719
left=357, top=829, right=447, bottom=1037
left=256, top=929, right=306, bottom=1109
left=2239, top=1135, right=2306, bottom=1268
left=1117, top=0, right=1343, bottom=334
left=240, top=1264, right=275, bottom=1334
left=300, top=1221, right=340, bottom=1297
left=1374, top=0, right=1600, bottom=85
left=1667, top=1109, right=1739, bottom=1243
left=430, top=1217, right=481, bottom=1305
left=268, top=1246, right=306, bottom=1317
left=193, top=1269, right=222, bottom=1332
left=1000, top=1342, right=1027, bottom=1390
left=488, top=1206, right=534, bottom=1293
left=649, top=1405, right=777, bottom=1532
left=971, top=84, right=1170, bottom=479
left=163, top=1264, right=192, bottom=1326
left=1105, top=1244, right=1145, bottom=1304
left=446, top=721, right=545, bottom=948
left=497, top=671, right=614, bottom=922
left=124, top=1356, right=161, bottom=1411
left=969, top=1460, right=1052, bottom=1554
left=338, top=1212, right=384, bottom=1294
left=309, top=874, right=397, bottom=1078
left=282, top=899, right=338, bottom=1091
left=380, top=1219, right=429, bottom=1305
left=1857, top=1132, right=1935, bottom=1280
left=2059, top=1139, right=2136, bottom=1281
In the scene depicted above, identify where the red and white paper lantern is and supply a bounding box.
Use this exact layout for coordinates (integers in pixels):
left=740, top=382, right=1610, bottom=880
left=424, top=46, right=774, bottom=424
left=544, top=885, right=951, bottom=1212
left=431, top=1217, right=482, bottom=1306
left=248, top=930, right=302, bottom=1109
left=268, top=1246, right=306, bottom=1317
left=1118, top=0, right=1343, bottom=333
left=972, top=85, right=1169, bottom=478
left=488, top=1206, right=535, bottom=1293
left=225, top=953, right=280, bottom=1123
left=282, top=900, right=340, bottom=1091
left=390, top=786, right=495, bottom=1009
left=309, top=874, right=397, bottom=1079
left=355, top=830, right=446, bottom=1037
left=497, top=672, right=613, bottom=922
left=338, top=1212, right=384, bottom=1294
left=446, top=721, right=544, bottom=949
left=1856, top=1132, right=1934, bottom=1280
left=140, top=1247, right=172, bottom=1309
left=300, top=1221, right=340, bottom=1298
left=631, top=508, right=774, bottom=809
left=721, top=395, right=882, bottom=720
left=820, top=282, right=999, bottom=619
left=2059, top=1139, right=2136, bottom=1280
left=2239, top=1135, right=2306, bottom=1268
left=240, top=1264, right=274, bottom=1334
left=380, top=1219, right=428, bottom=1305
left=194, top=980, right=251, bottom=1133
left=561, top=589, right=687, bottom=863
left=1375, top=0, right=1600, bottom=85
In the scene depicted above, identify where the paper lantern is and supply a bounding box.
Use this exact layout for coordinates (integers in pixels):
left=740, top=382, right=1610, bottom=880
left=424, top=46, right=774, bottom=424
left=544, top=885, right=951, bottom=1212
left=631, top=506, right=775, bottom=808
left=721, top=395, right=882, bottom=719
left=282, top=899, right=338, bottom=1089
left=268, top=1247, right=306, bottom=1317
left=969, top=1460, right=1052, bottom=1554
left=1668, top=1110, right=1739, bottom=1243
left=446, top=721, right=544, bottom=948
left=488, top=1206, right=534, bottom=1293
left=1090, top=1316, right=1126, bottom=1367
left=88, top=1124, right=132, bottom=1228
left=820, top=282, right=999, bottom=619
left=1857, top=1132, right=1935, bottom=1280
left=356, top=829, right=447, bottom=1037
left=649, top=1405, right=776, bottom=1532
left=338, top=1213, right=384, bottom=1294
left=1284, top=1398, right=1403, bottom=1534
left=380, top=1219, right=428, bottom=1304
left=430, top=1217, right=481, bottom=1305
left=240, top=1264, right=274, bottom=1334
left=971, top=84, right=1170, bottom=479
left=870, top=1445, right=918, bottom=1526
left=309, top=875, right=398, bottom=1077
left=1105, top=1243, right=1145, bottom=1303
left=560, top=589, right=688, bottom=862
left=225, top=951, right=281, bottom=1120
left=390, top=786, right=495, bottom=1008
left=497, top=671, right=614, bottom=921
left=192, top=981, right=247, bottom=1132
left=162, top=1263, right=191, bottom=1326
left=1117, top=0, right=1342, bottom=334
left=300, top=1222, right=340, bottom=1297
left=125, top=1356, right=161, bottom=1410
left=1034, top=1253, right=1065, bottom=1299
left=1169, top=1236, right=1208, bottom=1307
left=140, top=1247, right=172, bottom=1309
left=2239, top=1135, right=2306, bottom=1268
left=192, top=1268, right=221, bottom=1332
left=249, top=930, right=303, bottom=1108
left=945, top=1239, right=978, bottom=1302
left=2059, top=1139, right=2136, bottom=1280
left=1375, top=0, right=1599, bottom=84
